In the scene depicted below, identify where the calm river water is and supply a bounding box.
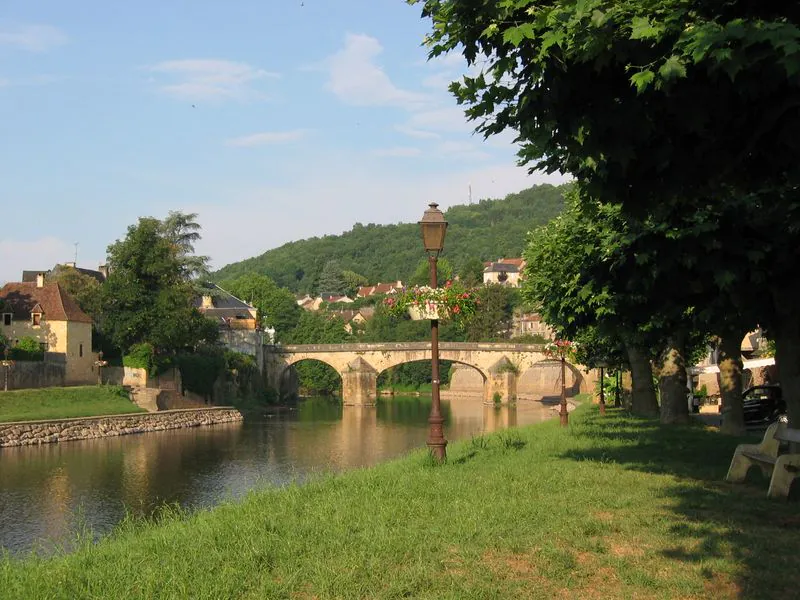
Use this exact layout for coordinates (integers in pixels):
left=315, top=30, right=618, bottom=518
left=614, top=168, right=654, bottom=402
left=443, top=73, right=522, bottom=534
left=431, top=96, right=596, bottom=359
left=0, top=396, right=554, bottom=555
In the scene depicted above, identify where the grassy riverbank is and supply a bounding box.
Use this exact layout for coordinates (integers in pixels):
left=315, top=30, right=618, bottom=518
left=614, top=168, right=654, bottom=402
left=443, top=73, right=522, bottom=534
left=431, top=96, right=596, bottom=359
left=2, top=406, right=798, bottom=599
left=0, top=386, right=144, bottom=423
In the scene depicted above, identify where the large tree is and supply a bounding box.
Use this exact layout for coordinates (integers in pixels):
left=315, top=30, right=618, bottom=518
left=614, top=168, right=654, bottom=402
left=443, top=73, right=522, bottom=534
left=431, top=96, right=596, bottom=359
left=101, top=217, right=217, bottom=355
left=412, top=1, right=800, bottom=425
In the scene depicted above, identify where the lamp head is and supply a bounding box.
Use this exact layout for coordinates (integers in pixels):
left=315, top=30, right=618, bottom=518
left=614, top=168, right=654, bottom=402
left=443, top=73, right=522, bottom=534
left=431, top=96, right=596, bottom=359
left=419, top=203, right=448, bottom=255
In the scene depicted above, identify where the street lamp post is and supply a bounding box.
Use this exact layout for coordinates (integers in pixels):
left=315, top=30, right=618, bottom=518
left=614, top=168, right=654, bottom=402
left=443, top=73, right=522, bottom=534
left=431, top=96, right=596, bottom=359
left=597, top=361, right=609, bottom=416
left=2, top=347, right=14, bottom=392
left=94, top=351, right=108, bottom=386
left=419, top=202, right=448, bottom=463
left=559, top=354, right=569, bottom=427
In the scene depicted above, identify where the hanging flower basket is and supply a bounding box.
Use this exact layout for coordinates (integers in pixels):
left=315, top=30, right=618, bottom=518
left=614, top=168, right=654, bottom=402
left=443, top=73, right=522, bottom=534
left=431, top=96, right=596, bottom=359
left=408, top=302, right=450, bottom=321
left=384, top=282, right=478, bottom=322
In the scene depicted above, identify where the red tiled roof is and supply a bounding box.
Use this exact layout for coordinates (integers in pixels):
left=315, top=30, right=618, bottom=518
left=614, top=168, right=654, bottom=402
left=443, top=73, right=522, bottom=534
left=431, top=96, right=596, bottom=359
left=357, top=282, right=403, bottom=297
left=0, top=282, right=92, bottom=323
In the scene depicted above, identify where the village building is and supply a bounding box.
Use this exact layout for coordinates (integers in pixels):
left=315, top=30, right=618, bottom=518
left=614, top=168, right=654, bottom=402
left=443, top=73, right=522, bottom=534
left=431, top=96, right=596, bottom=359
left=193, top=284, right=265, bottom=358
left=356, top=281, right=404, bottom=298
left=22, top=263, right=108, bottom=284
left=483, top=258, right=526, bottom=287
left=512, top=311, right=554, bottom=340
left=0, top=273, right=95, bottom=384
left=329, top=307, right=376, bottom=334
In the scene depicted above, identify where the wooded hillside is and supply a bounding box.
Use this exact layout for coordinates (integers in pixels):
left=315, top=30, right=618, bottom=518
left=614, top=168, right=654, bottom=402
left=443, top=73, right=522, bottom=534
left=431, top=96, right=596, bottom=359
left=212, top=183, right=569, bottom=292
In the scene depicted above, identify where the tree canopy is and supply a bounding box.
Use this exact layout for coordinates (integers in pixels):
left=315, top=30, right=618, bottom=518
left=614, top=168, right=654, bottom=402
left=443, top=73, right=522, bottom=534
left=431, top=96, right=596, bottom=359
left=412, top=0, right=800, bottom=426
left=101, top=215, right=217, bottom=355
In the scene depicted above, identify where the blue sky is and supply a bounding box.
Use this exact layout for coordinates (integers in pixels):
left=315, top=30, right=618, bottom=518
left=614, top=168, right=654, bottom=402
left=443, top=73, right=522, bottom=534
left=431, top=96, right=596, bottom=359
left=0, top=0, right=565, bottom=284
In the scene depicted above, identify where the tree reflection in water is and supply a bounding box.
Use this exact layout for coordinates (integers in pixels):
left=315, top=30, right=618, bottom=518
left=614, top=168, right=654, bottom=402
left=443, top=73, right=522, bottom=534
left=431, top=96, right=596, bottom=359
left=0, top=396, right=553, bottom=554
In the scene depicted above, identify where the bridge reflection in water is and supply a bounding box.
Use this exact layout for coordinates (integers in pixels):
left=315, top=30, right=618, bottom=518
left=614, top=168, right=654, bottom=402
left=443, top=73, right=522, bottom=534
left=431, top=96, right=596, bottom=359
left=0, top=396, right=553, bottom=555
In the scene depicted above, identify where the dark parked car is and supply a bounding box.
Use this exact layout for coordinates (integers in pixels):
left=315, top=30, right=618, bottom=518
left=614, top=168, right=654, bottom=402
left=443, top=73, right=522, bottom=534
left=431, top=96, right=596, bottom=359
left=742, top=384, right=785, bottom=427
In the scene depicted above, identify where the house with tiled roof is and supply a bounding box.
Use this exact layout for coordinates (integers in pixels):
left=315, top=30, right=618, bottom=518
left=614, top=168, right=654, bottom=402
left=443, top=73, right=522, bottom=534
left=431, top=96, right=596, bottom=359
left=22, top=263, right=108, bottom=284
left=194, top=284, right=264, bottom=358
left=356, top=281, right=404, bottom=298
left=194, top=284, right=258, bottom=330
left=329, top=306, right=376, bottom=334
left=483, top=258, right=526, bottom=287
left=0, top=273, right=95, bottom=383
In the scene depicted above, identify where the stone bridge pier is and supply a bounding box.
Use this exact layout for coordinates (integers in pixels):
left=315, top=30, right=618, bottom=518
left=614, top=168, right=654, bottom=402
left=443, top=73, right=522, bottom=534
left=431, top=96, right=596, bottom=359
left=340, top=358, right=378, bottom=406
left=264, top=342, right=575, bottom=407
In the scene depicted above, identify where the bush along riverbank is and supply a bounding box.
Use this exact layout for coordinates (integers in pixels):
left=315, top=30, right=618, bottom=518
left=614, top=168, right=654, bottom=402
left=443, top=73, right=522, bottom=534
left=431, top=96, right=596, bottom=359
left=2, top=406, right=799, bottom=599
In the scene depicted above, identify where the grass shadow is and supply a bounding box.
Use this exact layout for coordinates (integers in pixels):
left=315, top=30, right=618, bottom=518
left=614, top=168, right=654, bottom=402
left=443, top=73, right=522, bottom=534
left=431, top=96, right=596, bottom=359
left=561, top=406, right=800, bottom=598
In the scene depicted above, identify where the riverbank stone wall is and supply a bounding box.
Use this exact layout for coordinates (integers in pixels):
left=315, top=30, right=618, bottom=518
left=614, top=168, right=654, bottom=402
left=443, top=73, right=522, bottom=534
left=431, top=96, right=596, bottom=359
left=0, top=407, right=243, bottom=448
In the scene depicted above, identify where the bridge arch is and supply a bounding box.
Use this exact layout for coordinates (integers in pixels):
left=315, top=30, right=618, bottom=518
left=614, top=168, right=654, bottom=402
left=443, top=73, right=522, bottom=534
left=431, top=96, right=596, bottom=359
left=377, top=359, right=488, bottom=392
left=517, top=359, right=584, bottom=399
left=278, top=358, right=343, bottom=400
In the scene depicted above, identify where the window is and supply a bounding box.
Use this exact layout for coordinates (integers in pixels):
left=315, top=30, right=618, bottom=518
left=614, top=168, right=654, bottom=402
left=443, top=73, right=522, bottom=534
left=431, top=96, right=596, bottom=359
left=32, top=313, right=42, bottom=326
left=79, top=343, right=83, bottom=358
left=2, top=313, right=10, bottom=326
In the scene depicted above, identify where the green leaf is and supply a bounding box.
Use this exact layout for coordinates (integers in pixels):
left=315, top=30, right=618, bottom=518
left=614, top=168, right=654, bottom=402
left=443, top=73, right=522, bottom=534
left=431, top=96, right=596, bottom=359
left=630, top=70, right=655, bottom=93
left=503, top=23, right=535, bottom=47
left=658, top=56, right=687, bottom=81
left=630, top=16, right=663, bottom=41
left=591, top=9, right=606, bottom=28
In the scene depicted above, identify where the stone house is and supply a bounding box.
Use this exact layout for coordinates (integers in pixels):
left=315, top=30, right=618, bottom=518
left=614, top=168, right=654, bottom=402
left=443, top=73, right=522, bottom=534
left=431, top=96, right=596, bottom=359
left=512, top=311, right=554, bottom=340
left=356, top=281, right=404, bottom=298
left=194, top=284, right=258, bottom=331
left=0, top=273, right=95, bottom=384
left=194, top=284, right=264, bottom=359
left=483, top=258, right=526, bottom=287
left=330, top=307, right=376, bottom=334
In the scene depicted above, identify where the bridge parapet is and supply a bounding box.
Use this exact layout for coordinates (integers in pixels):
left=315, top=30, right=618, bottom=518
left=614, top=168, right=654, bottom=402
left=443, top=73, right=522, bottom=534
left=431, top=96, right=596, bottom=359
left=269, top=342, right=547, bottom=354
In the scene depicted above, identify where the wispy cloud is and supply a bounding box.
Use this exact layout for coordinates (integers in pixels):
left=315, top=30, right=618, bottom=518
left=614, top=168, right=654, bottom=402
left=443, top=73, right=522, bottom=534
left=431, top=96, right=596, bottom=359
left=225, top=129, right=310, bottom=147
left=326, top=34, right=429, bottom=108
left=405, top=106, right=473, bottom=134
left=394, top=125, right=441, bottom=140
left=0, top=24, right=68, bottom=52
left=148, top=59, right=279, bottom=102
left=371, top=146, right=422, bottom=158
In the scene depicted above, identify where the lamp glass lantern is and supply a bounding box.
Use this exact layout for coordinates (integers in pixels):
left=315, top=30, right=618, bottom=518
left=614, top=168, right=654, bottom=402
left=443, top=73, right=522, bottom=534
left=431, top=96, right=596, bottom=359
left=419, top=203, right=448, bottom=256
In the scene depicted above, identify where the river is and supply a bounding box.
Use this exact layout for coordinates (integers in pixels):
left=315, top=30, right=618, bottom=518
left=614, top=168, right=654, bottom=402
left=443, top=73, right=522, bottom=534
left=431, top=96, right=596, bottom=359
left=0, top=396, right=555, bottom=555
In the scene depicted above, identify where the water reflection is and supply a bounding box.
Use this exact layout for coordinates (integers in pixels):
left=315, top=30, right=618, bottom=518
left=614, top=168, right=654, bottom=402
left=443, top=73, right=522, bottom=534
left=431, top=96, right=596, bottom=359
left=0, top=396, right=553, bottom=555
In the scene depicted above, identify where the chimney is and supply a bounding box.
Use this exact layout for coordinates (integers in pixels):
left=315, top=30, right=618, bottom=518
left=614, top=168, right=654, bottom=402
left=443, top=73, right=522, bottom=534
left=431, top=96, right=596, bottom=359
left=36, top=272, right=45, bottom=288
left=98, top=265, right=109, bottom=279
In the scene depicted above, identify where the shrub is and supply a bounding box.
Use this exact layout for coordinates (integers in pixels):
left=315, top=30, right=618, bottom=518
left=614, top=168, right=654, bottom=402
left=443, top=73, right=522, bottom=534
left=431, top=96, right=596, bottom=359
left=10, top=337, right=44, bottom=361
left=123, top=343, right=154, bottom=371
left=177, top=346, right=225, bottom=399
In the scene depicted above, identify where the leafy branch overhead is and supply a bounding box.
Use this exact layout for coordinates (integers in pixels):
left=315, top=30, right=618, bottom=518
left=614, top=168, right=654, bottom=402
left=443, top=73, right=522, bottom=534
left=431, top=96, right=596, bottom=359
left=411, top=0, right=800, bottom=203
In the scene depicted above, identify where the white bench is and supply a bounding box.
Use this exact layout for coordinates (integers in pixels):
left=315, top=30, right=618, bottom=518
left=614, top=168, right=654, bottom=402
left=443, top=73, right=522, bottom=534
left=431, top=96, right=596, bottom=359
left=725, top=422, right=800, bottom=499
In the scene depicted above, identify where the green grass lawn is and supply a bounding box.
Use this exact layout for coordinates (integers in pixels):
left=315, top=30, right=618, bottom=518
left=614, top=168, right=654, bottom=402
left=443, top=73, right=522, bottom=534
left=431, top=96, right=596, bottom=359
left=0, top=386, right=145, bottom=423
left=2, top=405, right=798, bottom=599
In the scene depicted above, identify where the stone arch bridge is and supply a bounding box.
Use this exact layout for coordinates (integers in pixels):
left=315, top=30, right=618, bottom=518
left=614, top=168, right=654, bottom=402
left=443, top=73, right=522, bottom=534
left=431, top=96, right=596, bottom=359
left=264, top=342, right=588, bottom=406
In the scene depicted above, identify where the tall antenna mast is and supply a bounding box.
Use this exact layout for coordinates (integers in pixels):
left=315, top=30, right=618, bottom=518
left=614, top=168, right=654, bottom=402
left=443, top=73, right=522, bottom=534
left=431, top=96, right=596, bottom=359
left=468, top=183, right=473, bottom=204
left=73, top=242, right=79, bottom=265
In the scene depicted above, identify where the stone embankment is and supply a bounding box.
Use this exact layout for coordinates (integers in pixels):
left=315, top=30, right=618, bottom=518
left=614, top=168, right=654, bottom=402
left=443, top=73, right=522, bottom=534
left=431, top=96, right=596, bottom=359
left=0, top=408, right=243, bottom=448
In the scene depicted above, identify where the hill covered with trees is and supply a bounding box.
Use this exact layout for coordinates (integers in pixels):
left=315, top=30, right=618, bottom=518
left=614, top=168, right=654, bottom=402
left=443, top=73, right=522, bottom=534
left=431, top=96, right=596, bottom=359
left=211, top=183, right=569, bottom=292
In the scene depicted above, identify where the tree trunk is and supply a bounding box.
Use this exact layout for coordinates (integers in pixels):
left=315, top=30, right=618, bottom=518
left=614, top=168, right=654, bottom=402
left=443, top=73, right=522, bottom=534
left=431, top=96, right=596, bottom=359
left=718, top=331, right=746, bottom=436
left=626, top=344, right=659, bottom=416
left=659, top=336, right=689, bottom=425
left=772, top=290, right=800, bottom=428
